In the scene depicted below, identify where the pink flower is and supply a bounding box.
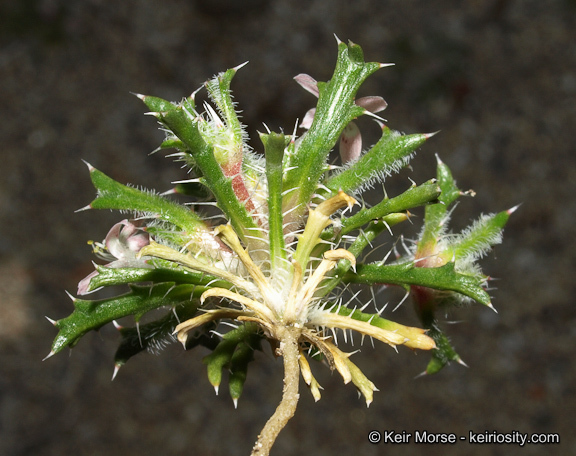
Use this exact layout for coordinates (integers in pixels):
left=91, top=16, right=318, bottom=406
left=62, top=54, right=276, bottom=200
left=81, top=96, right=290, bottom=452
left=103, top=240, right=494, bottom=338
left=294, top=73, right=388, bottom=163
left=77, top=219, right=151, bottom=295
left=104, top=219, right=150, bottom=260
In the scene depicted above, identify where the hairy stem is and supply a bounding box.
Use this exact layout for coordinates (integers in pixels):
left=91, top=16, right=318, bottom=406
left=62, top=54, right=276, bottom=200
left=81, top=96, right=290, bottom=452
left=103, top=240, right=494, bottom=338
left=251, top=326, right=301, bottom=456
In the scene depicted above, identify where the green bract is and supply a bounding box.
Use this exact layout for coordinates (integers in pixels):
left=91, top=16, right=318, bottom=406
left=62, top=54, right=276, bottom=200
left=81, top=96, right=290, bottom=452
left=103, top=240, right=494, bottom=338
left=47, top=38, right=513, bottom=456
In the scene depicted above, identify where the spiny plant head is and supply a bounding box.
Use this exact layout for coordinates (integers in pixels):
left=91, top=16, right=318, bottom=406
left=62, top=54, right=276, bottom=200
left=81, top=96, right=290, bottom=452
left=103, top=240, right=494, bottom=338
left=47, top=37, right=514, bottom=455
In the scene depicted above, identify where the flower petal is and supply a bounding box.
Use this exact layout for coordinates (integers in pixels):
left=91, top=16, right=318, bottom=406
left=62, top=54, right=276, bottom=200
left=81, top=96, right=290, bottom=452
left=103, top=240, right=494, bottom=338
left=339, top=121, right=362, bottom=164
left=77, top=269, right=99, bottom=295
left=294, top=73, right=319, bottom=97
left=355, top=96, right=387, bottom=113
left=105, top=219, right=149, bottom=260
left=299, top=108, right=316, bottom=129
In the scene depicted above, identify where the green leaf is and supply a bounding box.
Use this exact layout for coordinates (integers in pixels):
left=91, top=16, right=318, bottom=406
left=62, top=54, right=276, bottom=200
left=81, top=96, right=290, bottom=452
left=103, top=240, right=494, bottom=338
left=319, top=215, right=401, bottom=297
left=344, top=261, right=491, bottom=306
left=204, top=338, right=237, bottom=391
left=85, top=164, right=206, bottom=235
left=158, top=106, right=264, bottom=248
left=229, top=325, right=262, bottom=403
left=137, top=94, right=179, bottom=114
left=51, top=283, right=202, bottom=355
left=326, top=126, right=431, bottom=194
left=423, top=325, right=464, bottom=375
left=283, top=40, right=381, bottom=216
left=445, top=209, right=512, bottom=263
left=171, top=182, right=212, bottom=200
left=261, top=132, right=288, bottom=270
left=437, top=158, right=461, bottom=204
left=203, top=322, right=261, bottom=397
left=418, top=156, right=463, bottom=249
left=159, top=138, right=186, bottom=150
left=205, top=66, right=244, bottom=144
left=318, top=181, right=436, bottom=297
left=86, top=264, right=232, bottom=293
left=114, top=302, right=201, bottom=366
left=339, top=179, right=441, bottom=235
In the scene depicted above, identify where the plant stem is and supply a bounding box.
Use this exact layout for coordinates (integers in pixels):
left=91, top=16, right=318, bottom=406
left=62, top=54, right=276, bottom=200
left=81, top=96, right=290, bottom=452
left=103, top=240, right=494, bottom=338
left=251, top=325, right=301, bottom=456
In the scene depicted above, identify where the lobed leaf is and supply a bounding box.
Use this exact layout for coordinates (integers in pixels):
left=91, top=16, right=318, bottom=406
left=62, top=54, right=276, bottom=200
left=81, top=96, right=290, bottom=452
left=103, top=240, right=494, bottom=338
left=444, top=209, right=511, bottom=264
left=203, top=322, right=261, bottom=399
left=86, top=164, right=206, bottom=235
left=204, top=66, right=244, bottom=144
left=86, top=264, right=231, bottom=294
left=229, top=329, right=262, bottom=403
left=345, top=261, right=491, bottom=306
left=339, top=179, right=441, bottom=235
left=283, top=40, right=382, bottom=217
left=158, top=106, right=265, bottom=249
left=326, top=126, right=430, bottom=194
left=422, top=325, right=464, bottom=375
left=418, top=156, right=463, bottom=249
left=114, top=302, right=205, bottom=366
left=51, top=283, right=202, bottom=355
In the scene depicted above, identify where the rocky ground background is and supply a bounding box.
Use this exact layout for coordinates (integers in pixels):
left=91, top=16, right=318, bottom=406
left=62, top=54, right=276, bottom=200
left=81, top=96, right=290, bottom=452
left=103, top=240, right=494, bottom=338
left=1, top=0, right=574, bottom=455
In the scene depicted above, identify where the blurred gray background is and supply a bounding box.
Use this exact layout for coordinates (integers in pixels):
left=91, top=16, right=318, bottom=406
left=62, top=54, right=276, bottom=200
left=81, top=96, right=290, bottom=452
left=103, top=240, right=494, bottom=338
left=1, top=0, right=574, bottom=455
